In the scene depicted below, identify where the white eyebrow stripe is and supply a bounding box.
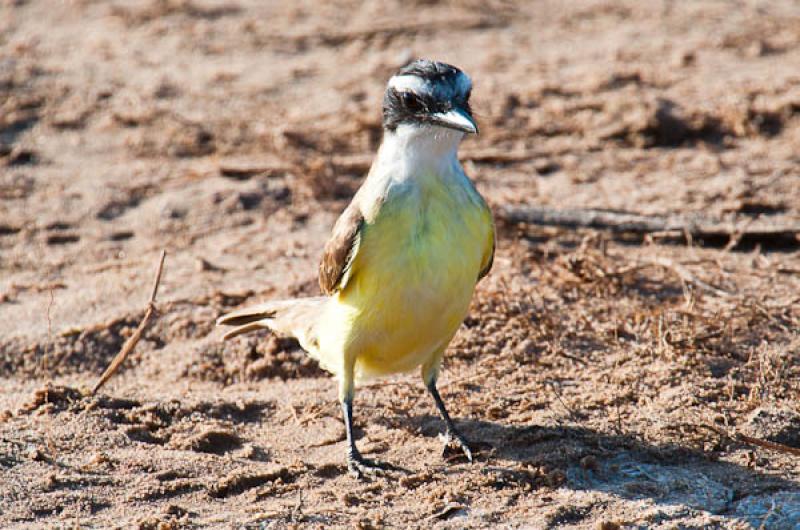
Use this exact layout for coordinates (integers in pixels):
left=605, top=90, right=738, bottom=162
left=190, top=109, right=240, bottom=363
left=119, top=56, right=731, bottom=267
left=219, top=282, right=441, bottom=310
left=387, top=75, right=431, bottom=95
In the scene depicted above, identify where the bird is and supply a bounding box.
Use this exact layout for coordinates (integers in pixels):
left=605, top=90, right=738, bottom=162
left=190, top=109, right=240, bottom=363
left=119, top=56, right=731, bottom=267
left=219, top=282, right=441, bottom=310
left=216, top=59, right=495, bottom=477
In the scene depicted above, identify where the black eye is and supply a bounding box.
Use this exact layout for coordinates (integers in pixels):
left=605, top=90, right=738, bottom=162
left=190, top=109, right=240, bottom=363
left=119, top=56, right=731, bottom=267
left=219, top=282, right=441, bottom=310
left=401, top=91, right=422, bottom=111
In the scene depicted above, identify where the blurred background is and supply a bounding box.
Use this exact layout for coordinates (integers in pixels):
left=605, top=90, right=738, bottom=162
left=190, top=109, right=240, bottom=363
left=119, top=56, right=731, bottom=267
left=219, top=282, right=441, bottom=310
left=1, top=1, right=799, bottom=528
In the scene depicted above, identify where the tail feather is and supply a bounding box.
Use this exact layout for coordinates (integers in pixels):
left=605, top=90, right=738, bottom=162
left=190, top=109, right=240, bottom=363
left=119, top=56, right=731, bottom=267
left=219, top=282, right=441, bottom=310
left=216, top=297, right=326, bottom=350
left=216, top=301, right=285, bottom=327
left=221, top=321, right=268, bottom=341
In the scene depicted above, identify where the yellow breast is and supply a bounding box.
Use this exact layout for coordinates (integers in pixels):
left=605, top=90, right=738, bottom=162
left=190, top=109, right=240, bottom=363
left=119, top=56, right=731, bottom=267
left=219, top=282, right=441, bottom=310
left=321, top=171, right=493, bottom=380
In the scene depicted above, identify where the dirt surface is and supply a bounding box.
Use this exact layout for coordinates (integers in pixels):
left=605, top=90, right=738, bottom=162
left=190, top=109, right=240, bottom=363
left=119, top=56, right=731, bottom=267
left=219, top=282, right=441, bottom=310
left=2, top=0, right=800, bottom=528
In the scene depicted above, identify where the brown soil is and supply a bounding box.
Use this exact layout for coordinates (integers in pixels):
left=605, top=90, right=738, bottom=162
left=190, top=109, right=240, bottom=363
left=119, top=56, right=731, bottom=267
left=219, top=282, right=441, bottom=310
left=2, top=1, right=800, bottom=528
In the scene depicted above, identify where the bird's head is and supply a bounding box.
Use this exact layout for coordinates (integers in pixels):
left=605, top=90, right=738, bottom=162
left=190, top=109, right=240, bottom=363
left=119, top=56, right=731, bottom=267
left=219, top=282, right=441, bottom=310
left=382, top=59, right=477, bottom=136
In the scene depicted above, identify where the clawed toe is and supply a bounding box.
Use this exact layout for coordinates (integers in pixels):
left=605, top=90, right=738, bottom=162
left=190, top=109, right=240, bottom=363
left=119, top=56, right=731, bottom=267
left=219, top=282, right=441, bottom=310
left=347, top=454, right=390, bottom=479
left=441, top=430, right=474, bottom=463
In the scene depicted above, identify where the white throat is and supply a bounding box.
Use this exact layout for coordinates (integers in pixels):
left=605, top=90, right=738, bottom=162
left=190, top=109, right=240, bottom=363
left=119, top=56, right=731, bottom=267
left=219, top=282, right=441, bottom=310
left=358, top=123, right=475, bottom=219
left=376, top=124, right=464, bottom=181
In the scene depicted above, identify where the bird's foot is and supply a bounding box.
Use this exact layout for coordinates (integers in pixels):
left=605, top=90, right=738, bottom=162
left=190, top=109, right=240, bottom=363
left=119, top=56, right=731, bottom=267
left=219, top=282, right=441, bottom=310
left=347, top=452, right=389, bottom=480
left=441, top=429, right=473, bottom=463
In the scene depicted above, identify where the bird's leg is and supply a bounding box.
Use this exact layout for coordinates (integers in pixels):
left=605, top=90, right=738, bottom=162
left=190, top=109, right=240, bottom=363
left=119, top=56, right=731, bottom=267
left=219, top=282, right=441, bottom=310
left=339, top=368, right=386, bottom=478
left=425, top=376, right=474, bottom=463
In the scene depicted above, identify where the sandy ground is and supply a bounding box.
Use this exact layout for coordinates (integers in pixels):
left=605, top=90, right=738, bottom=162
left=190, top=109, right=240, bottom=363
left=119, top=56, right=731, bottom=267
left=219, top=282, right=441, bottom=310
left=2, top=0, right=800, bottom=528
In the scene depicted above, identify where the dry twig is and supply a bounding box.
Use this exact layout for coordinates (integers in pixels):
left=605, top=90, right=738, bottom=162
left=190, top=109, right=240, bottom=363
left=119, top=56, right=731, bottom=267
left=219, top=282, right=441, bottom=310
left=640, top=256, right=734, bottom=298
left=498, top=205, right=800, bottom=247
left=737, top=433, right=800, bottom=457
left=693, top=423, right=800, bottom=458
left=91, top=250, right=167, bottom=395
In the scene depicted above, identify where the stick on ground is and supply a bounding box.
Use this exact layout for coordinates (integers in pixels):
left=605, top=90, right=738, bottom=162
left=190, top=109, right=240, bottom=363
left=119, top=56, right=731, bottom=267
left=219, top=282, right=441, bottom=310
left=91, top=250, right=167, bottom=395
left=736, top=433, right=800, bottom=458
left=694, top=423, right=800, bottom=458
left=641, top=256, right=734, bottom=298
left=498, top=205, right=800, bottom=247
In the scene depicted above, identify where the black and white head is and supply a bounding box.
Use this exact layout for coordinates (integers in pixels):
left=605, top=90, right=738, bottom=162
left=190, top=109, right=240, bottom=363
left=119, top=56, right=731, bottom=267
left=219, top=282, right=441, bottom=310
left=382, top=59, right=477, bottom=136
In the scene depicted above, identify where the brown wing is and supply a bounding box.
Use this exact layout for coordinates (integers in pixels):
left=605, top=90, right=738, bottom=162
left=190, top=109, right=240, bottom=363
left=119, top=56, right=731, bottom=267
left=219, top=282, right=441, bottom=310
left=319, top=203, right=365, bottom=295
